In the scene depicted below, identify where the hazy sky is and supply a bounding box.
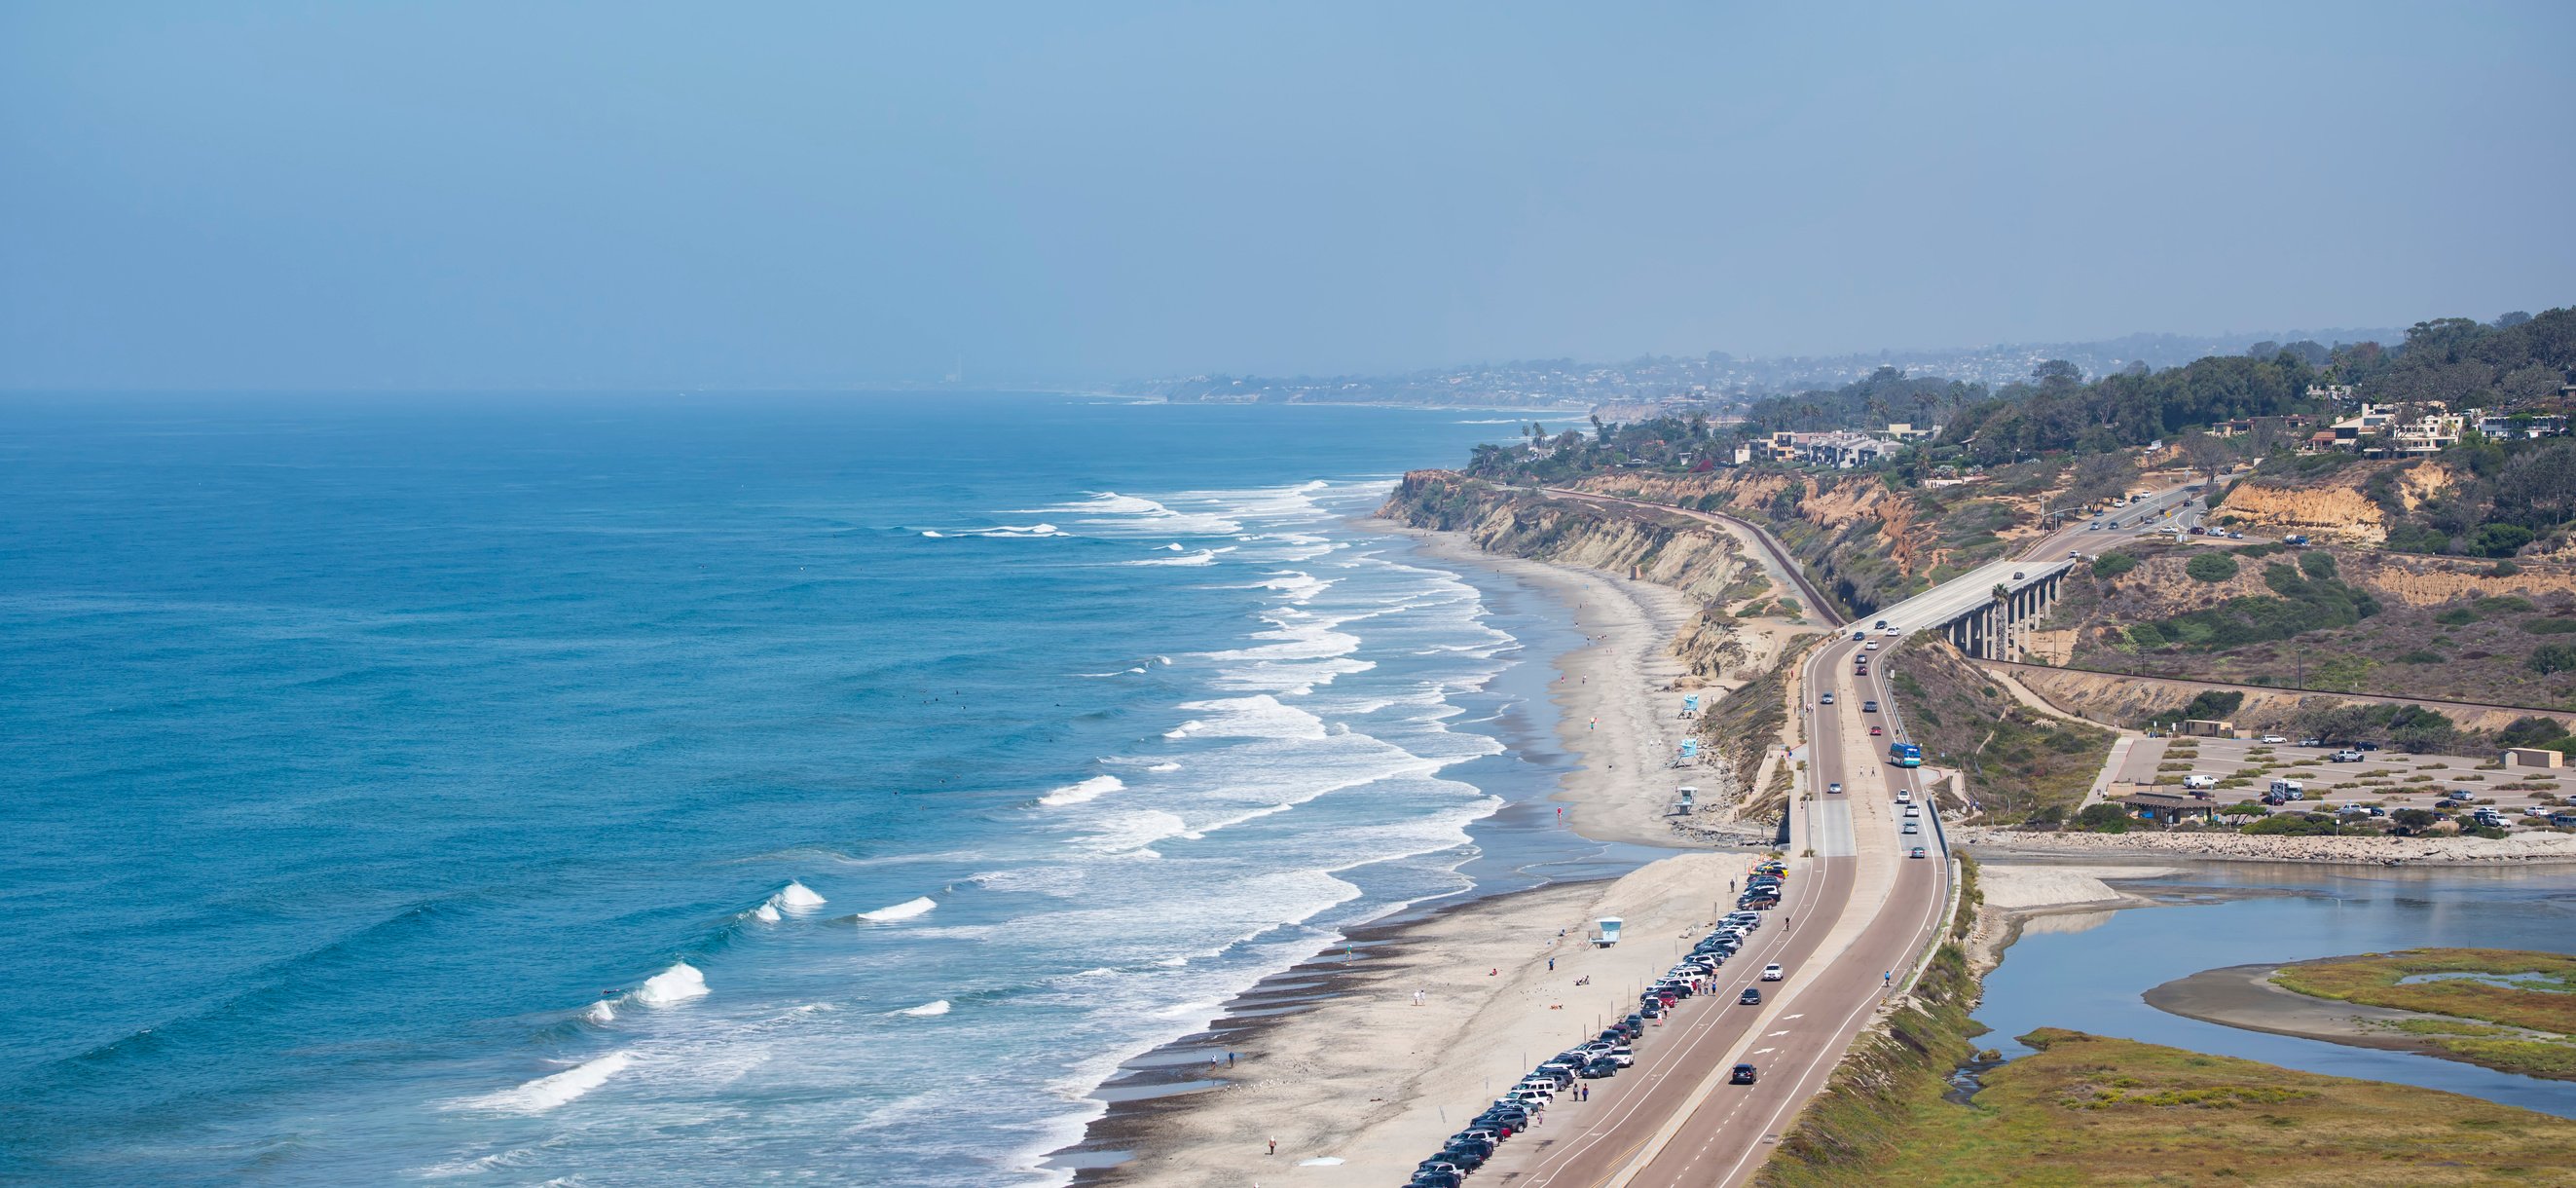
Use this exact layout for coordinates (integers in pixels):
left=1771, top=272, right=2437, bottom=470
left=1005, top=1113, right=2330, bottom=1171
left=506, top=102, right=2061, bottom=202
left=4, top=2, right=2570, bottom=390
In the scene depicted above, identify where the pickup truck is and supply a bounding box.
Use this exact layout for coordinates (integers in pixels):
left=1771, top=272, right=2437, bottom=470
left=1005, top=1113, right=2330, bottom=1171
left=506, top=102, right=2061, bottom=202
left=2331, top=749, right=2365, bottom=762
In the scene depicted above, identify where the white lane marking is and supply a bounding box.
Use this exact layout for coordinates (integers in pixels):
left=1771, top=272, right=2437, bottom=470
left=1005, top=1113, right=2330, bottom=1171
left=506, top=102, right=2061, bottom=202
left=1766, top=1030, right=1789, bottom=1037
left=1753, top=1047, right=1776, bottom=1055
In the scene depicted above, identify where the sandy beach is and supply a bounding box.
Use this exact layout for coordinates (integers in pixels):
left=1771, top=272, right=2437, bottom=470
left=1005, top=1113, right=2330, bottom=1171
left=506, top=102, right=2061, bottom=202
left=1057, top=530, right=1771, bottom=1183
left=1075, top=853, right=1751, bottom=1185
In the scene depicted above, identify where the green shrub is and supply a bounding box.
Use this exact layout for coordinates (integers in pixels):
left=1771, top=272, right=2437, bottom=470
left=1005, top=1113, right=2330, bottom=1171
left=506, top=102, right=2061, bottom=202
left=2075, top=802, right=2131, bottom=834
left=2521, top=618, right=2576, bottom=635
left=2529, top=644, right=2576, bottom=676
left=2499, top=717, right=2569, bottom=748
left=2186, top=553, right=2240, bottom=582
left=2477, top=595, right=2537, bottom=615
left=2298, top=551, right=2337, bottom=578
left=2384, top=522, right=2451, bottom=554
left=2473, top=523, right=2534, bottom=558
left=2091, top=552, right=2139, bottom=578
left=2396, top=650, right=2444, bottom=664
left=2180, top=690, right=2245, bottom=720
left=2434, top=606, right=2480, bottom=626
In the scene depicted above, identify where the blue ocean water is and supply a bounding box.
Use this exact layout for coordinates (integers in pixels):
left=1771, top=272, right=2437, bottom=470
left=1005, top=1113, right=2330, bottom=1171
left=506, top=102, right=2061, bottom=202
left=0, top=393, right=1609, bottom=1184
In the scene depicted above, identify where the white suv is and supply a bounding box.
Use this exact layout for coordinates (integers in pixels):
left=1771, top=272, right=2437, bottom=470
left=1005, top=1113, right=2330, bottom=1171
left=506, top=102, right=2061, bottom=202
left=1761, top=963, right=1785, bottom=982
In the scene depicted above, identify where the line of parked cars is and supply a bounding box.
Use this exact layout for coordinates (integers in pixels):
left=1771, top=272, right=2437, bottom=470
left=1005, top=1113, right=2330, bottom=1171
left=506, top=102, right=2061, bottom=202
left=1406, top=860, right=1789, bottom=1188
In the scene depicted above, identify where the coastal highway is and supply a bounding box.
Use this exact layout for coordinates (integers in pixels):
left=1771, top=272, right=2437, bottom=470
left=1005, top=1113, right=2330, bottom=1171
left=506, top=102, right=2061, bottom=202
left=1472, top=471, right=2203, bottom=1186
left=1490, top=630, right=1949, bottom=1188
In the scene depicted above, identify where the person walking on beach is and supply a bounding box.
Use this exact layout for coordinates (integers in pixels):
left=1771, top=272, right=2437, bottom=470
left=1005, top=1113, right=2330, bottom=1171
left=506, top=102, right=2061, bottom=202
left=1267, top=1138, right=1275, bottom=1156
left=1548, top=956, right=1555, bottom=972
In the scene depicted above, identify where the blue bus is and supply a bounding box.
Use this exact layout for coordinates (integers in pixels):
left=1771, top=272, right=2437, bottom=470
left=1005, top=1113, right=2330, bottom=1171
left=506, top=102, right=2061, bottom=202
left=1888, top=741, right=1922, bottom=768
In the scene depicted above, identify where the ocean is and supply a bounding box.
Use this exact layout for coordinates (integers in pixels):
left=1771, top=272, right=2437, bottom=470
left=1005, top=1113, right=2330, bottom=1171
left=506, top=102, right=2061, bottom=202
left=0, top=392, right=1621, bottom=1184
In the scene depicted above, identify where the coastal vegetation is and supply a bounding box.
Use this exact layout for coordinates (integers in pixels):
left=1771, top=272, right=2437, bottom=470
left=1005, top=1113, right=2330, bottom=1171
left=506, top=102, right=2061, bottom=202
left=1831, top=1028, right=2576, bottom=1184
left=1886, top=648, right=2112, bottom=824
left=2271, top=948, right=2576, bottom=1080
left=1764, top=872, right=2576, bottom=1186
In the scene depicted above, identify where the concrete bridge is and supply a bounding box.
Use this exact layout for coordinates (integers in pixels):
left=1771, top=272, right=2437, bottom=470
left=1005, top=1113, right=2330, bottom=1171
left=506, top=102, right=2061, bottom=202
left=1873, top=556, right=2075, bottom=661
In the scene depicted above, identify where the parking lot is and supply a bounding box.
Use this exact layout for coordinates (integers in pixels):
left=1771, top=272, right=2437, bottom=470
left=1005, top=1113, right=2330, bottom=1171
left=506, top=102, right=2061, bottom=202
left=2109, top=735, right=2575, bottom=829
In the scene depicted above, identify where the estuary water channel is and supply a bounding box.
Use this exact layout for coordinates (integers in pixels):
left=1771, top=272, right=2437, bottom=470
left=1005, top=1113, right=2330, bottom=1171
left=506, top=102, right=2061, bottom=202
left=1973, top=860, right=2576, bottom=1117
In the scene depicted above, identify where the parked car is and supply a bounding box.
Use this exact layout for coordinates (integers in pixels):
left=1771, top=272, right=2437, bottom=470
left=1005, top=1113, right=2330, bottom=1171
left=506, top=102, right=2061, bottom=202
left=1581, top=1058, right=1619, bottom=1078
left=1730, top=1063, right=1758, bottom=1085
left=2332, top=749, right=2365, bottom=762
left=1761, top=963, right=1785, bottom=982
left=2260, top=735, right=2288, bottom=744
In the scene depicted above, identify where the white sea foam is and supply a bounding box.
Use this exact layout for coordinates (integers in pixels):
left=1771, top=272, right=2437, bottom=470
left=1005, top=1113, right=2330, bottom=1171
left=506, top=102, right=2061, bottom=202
left=453, top=1051, right=633, bottom=1113
left=1159, top=542, right=1184, bottom=551
left=1162, top=720, right=1203, bottom=739
left=1078, top=808, right=1191, bottom=855
left=751, top=903, right=782, bottom=923
left=1127, top=548, right=1221, bottom=567
left=1025, top=492, right=1245, bottom=537
left=1147, top=761, right=1180, bottom=773
left=580, top=1000, right=615, bottom=1024
left=1040, top=775, right=1123, bottom=807
left=979, top=523, right=1062, bottom=538
left=858, top=896, right=938, bottom=922
left=920, top=530, right=946, bottom=538
left=893, top=999, right=951, bottom=1017
left=774, top=880, right=827, bottom=910
left=634, top=962, right=709, bottom=1005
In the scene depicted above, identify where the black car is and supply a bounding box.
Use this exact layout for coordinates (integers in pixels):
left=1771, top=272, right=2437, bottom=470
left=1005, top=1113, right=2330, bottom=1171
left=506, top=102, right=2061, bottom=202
left=1411, top=1172, right=1461, bottom=1188
left=1441, top=1144, right=1488, bottom=1168
left=1730, top=1063, right=1757, bottom=1085
left=1738, top=986, right=1761, bottom=1005
left=1624, top=1013, right=1645, bottom=1030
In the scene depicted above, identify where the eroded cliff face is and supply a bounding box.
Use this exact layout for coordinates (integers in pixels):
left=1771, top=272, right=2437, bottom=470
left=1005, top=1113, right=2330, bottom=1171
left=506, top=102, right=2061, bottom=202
left=1381, top=470, right=1773, bottom=692
left=2210, top=463, right=2461, bottom=547
left=2212, top=482, right=2391, bottom=544
left=1383, top=471, right=1757, bottom=606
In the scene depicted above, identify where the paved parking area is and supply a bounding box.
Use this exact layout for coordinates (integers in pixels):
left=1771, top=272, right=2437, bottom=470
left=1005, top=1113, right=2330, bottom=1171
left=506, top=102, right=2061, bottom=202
left=2108, top=735, right=2572, bottom=828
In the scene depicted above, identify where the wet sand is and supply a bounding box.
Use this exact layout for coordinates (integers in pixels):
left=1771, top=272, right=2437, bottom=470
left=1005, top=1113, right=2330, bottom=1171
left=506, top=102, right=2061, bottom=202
left=2145, top=962, right=2456, bottom=1057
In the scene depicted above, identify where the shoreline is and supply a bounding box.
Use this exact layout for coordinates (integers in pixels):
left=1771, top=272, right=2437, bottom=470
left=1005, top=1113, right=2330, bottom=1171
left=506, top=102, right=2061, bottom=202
left=1054, top=523, right=1767, bottom=1182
